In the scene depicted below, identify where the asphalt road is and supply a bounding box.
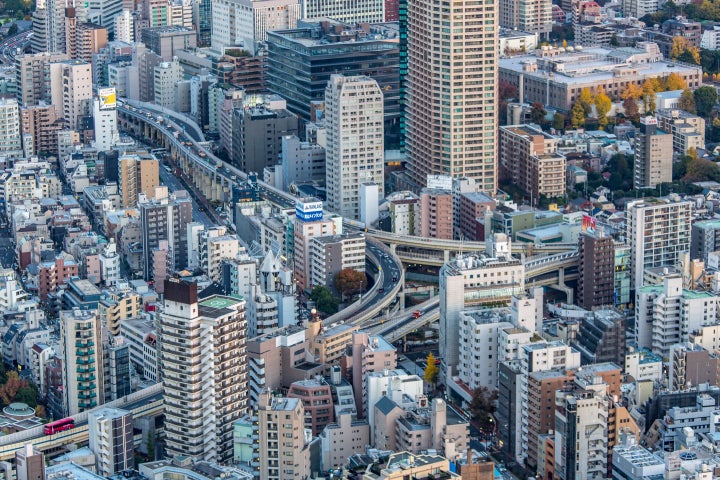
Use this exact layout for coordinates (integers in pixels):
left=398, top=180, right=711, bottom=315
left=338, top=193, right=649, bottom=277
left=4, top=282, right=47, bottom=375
left=158, top=164, right=216, bottom=228
left=0, top=31, right=31, bottom=65
left=363, top=242, right=402, bottom=309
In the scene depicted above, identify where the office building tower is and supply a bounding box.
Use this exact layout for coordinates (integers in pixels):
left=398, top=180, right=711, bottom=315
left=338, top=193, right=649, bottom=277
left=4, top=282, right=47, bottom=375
left=279, top=135, right=326, bottom=190
left=104, top=339, right=131, bottom=401
left=500, top=0, right=552, bottom=37
left=300, top=0, right=384, bottom=23
left=114, top=9, right=133, bottom=42
left=196, top=0, right=212, bottom=46
left=92, top=90, right=119, bottom=152
left=119, top=155, right=159, bottom=207
left=267, top=20, right=399, bottom=136
left=60, top=308, right=104, bottom=416
left=634, top=116, right=673, bottom=189
left=16, top=445, right=45, bottom=480
left=153, top=59, right=184, bottom=110
left=81, top=0, right=124, bottom=37
left=404, top=0, right=498, bottom=191
left=0, top=98, right=23, bottom=157
left=325, top=75, right=384, bottom=220
left=232, top=101, right=299, bottom=173
left=141, top=25, right=197, bottom=61
left=625, top=198, right=692, bottom=290
left=88, top=407, right=134, bottom=476
left=49, top=60, right=93, bottom=129
left=257, top=392, right=311, bottom=480
left=159, top=279, right=248, bottom=462
left=139, top=188, right=192, bottom=278
left=15, top=52, right=70, bottom=107
left=577, top=233, right=615, bottom=309
left=211, top=0, right=301, bottom=53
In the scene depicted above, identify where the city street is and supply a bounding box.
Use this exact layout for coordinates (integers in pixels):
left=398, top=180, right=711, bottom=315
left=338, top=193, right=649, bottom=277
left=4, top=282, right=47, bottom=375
left=158, top=164, right=216, bottom=228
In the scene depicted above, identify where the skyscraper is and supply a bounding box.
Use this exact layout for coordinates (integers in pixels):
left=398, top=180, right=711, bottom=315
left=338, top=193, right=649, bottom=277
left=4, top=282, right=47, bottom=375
left=404, top=0, right=498, bottom=192
left=159, top=279, right=248, bottom=462
left=60, top=308, right=104, bottom=415
left=325, top=75, right=384, bottom=220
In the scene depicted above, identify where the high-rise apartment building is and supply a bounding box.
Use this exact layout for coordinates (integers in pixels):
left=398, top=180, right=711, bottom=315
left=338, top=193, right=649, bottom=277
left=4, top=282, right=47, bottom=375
left=15, top=52, right=70, bottom=107
left=159, top=279, right=248, bottom=462
left=66, top=9, right=109, bottom=62
left=153, top=59, right=184, bottom=110
left=60, top=308, right=104, bottom=416
left=49, top=60, right=93, bottom=129
left=19, top=104, right=61, bottom=156
left=325, top=75, right=384, bottom=220
left=300, top=0, right=384, bottom=23
left=139, top=189, right=192, bottom=279
left=31, top=9, right=49, bottom=54
left=499, top=0, right=552, bottom=37
left=119, top=155, right=159, bottom=207
left=211, top=0, right=301, bottom=53
left=88, top=407, right=134, bottom=476
left=0, top=98, right=23, bottom=157
left=577, top=233, right=615, bottom=310
left=46, top=0, right=70, bottom=53
left=114, top=9, right=134, bottom=42
left=625, top=198, right=692, bottom=290
left=404, top=0, right=498, bottom=191
left=634, top=116, right=673, bottom=189
left=257, top=392, right=311, bottom=480
left=308, top=233, right=366, bottom=289
left=416, top=187, right=453, bottom=239
left=293, top=202, right=343, bottom=290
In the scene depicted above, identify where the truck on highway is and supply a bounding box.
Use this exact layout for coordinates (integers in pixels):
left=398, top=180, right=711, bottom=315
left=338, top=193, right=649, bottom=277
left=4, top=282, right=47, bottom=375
left=413, top=310, right=421, bottom=319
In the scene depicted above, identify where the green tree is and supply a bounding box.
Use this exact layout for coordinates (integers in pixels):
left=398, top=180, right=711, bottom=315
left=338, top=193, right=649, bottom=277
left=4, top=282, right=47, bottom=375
left=530, top=101, right=547, bottom=126
left=694, top=86, right=719, bottom=117
left=594, top=90, right=612, bottom=128
left=423, top=353, right=439, bottom=386
left=552, top=112, right=566, bottom=131
left=5, top=23, right=18, bottom=37
left=571, top=100, right=586, bottom=128
left=678, top=89, right=697, bottom=114
left=334, top=268, right=367, bottom=300
left=16, top=386, right=37, bottom=407
left=310, top=286, right=339, bottom=315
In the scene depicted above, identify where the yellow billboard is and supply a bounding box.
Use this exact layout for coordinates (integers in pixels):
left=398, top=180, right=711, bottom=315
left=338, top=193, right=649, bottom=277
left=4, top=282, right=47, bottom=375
left=98, top=88, right=116, bottom=110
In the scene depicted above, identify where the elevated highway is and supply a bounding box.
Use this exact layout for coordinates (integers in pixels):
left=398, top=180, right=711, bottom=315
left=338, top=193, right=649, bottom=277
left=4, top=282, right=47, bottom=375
left=0, top=384, right=163, bottom=461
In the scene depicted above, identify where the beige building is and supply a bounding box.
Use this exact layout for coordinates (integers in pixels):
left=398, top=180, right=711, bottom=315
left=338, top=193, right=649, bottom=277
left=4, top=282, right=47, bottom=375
left=293, top=211, right=342, bottom=291
left=325, top=75, right=384, bottom=220
left=655, top=108, right=706, bottom=154
left=404, top=0, right=498, bottom=192
left=15, top=52, right=69, bottom=107
left=98, top=289, right=142, bottom=335
left=119, top=155, right=159, bottom=207
left=320, top=412, right=370, bottom=470
left=159, top=279, right=248, bottom=463
left=307, top=318, right=359, bottom=364
left=499, top=43, right=703, bottom=112
left=309, top=233, right=366, bottom=290
left=633, top=116, right=673, bottom=190
left=19, top=104, right=62, bottom=156
left=200, top=227, right=240, bottom=283
left=500, top=0, right=552, bottom=37
left=49, top=60, right=93, bottom=129
left=416, top=188, right=453, bottom=239
left=500, top=124, right=565, bottom=201
left=257, top=392, right=311, bottom=480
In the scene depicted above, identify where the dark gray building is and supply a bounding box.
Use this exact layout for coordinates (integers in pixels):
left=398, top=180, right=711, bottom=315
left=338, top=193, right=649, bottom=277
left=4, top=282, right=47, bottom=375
left=577, top=233, right=615, bottom=309
left=140, top=25, right=197, bottom=61
left=497, top=361, right=520, bottom=464
left=691, top=219, right=720, bottom=263
left=267, top=19, right=400, bottom=142
left=231, top=104, right=298, bottom=174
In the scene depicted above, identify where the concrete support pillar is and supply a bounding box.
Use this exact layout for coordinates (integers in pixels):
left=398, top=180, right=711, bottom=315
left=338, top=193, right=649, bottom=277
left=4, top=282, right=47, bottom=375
left=444, top=250, right=450, bottom=263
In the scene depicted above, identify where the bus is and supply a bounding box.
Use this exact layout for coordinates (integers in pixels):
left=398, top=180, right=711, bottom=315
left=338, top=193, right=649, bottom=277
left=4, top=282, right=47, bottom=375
left=44, top=418, right=75, bottom=435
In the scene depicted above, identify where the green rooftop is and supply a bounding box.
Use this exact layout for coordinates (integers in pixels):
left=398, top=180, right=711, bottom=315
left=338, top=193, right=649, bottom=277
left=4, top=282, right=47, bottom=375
left=199, top=296, right=241, bottom=309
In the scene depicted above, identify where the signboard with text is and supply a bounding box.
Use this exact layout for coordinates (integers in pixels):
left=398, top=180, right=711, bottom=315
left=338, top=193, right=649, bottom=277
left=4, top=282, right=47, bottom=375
left=98, top=88, right=117, bottom=110
left=296, top=200, right=323, bottom=222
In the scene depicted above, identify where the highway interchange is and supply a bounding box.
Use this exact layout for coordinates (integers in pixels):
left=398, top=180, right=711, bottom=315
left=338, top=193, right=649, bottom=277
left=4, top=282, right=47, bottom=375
left=0, top=30, right=31, bottom=65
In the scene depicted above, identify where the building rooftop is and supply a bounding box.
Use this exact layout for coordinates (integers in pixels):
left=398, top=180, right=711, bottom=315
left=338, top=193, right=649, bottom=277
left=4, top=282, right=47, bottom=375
left=271, top=19, right=399, bottom=49
left=269, top=396, right=300, bottom=411
left=198, top=295, right=244, bottom=318
left=46, top=462, right=106, bottom=480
